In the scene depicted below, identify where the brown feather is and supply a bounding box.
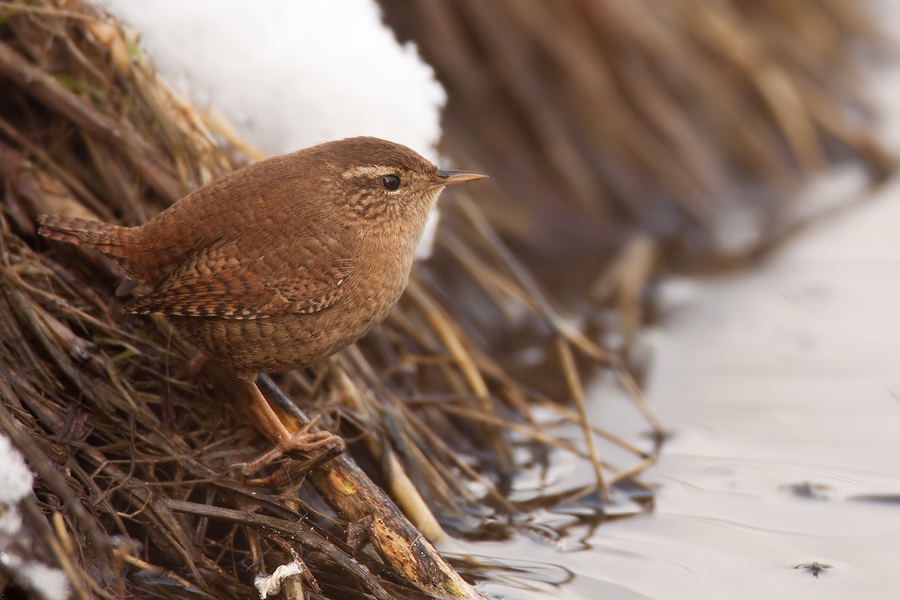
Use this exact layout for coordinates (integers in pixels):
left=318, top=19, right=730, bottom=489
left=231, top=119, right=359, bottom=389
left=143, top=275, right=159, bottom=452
left=37, top=137, right=485, bottom=377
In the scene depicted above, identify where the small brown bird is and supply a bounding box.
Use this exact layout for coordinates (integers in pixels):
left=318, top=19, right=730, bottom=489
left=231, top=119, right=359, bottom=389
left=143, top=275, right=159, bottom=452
left=39, top=136, right=485, bottom=467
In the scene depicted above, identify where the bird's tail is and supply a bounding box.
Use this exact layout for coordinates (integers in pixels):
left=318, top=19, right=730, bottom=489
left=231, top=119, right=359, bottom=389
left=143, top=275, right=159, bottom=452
left=37, top=214, right=132, bottom=258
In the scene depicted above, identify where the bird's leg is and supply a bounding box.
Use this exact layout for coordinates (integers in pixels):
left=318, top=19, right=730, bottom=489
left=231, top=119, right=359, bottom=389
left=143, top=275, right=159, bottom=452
left=235, top=379, right=344, bottom=477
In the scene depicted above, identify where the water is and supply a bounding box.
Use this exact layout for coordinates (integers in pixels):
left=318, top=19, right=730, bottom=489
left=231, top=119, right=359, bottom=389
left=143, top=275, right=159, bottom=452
left=459, top=171, right=900, bottom=598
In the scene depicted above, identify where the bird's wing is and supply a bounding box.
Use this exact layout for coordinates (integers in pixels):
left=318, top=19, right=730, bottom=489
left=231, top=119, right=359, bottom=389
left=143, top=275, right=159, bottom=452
left=123, top=234, right=352, bottom=319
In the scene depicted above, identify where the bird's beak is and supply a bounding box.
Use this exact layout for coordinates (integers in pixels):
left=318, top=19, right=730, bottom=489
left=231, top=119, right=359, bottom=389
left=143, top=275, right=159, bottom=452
left=431, top=169, right=487, bottom=189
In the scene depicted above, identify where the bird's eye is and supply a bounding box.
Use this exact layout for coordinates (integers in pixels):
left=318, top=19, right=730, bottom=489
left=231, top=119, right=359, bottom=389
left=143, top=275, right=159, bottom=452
left=381, top=174, right=401, bottom=191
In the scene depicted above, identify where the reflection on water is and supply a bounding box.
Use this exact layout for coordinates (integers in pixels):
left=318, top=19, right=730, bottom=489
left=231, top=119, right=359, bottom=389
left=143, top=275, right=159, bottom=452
left=465, top=173, right=900, bottom=598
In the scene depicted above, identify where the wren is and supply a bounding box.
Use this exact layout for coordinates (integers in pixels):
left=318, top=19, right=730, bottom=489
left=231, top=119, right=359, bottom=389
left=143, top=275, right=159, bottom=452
left=38, top=137, right=484, bottom=471
left=39, top=137, right=485, bottom=379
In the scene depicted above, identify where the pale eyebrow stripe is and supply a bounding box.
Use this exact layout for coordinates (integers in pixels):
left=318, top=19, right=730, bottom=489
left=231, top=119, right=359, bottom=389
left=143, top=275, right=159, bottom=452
left=341, top=165, right=396, bottom=179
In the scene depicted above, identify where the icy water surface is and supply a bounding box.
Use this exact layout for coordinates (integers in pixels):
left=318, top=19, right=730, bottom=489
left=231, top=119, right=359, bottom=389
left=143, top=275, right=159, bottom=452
left=463, top=177, right=900, bottom=599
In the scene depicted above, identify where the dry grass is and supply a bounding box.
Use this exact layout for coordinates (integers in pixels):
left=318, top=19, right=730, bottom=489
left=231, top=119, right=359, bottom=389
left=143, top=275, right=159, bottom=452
left=0, top=0, right=891, bottom=598
left=0, top=1, right=669, bottom=598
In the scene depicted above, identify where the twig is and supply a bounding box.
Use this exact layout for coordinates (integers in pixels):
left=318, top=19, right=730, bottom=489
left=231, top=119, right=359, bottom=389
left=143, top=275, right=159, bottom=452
left=165, top=500, right=397, bottom=600
left=556, top=336, right=609, bottom=503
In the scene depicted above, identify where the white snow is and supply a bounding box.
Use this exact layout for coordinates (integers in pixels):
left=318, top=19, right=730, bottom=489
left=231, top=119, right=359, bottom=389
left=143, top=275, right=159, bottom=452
left=96, top=0, right=445, bottom=162
left=0, top=435, right=69, bottom=600
left=0, top=433, right=33, bottom=505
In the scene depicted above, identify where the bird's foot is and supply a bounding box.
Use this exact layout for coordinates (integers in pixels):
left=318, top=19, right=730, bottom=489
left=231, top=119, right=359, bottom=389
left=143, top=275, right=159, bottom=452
left=236, top=416, right=345, bottom=477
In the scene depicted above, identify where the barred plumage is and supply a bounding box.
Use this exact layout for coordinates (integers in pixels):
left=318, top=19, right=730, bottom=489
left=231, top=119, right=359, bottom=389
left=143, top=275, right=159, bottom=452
left=38, top=137, right=485, bottom=378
